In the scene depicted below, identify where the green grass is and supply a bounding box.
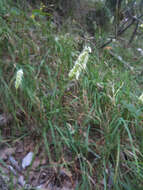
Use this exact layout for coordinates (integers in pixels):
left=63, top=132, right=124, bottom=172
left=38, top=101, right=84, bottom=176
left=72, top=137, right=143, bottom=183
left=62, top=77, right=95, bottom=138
left=0, top=0, right=143, bottom=189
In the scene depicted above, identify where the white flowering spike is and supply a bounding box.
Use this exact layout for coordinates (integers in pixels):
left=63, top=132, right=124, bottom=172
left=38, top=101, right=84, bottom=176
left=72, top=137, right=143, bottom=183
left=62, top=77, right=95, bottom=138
left=139, top=93, right=143, bottom=103
left=15, top=69, right=23, bottom=90
left=69, top=46, right=91, bottom=80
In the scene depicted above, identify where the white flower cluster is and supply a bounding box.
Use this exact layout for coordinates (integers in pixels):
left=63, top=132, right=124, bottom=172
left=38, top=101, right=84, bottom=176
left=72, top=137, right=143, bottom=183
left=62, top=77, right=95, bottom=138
left=69, top=46, right=91, bottom=80
left=15, top=69, right=23, bottom=90
left=139, top=93, right=143, bottom=103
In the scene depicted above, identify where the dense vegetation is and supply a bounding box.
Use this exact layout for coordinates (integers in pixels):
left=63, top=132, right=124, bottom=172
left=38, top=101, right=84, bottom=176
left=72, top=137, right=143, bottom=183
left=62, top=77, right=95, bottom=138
left=0, top=0, right=143, bottom=189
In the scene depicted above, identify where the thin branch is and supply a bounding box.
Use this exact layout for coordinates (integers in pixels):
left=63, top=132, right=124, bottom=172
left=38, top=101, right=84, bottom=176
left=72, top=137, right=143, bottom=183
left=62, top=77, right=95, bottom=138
left=99, top=14, right=143, bottom=49
left=107, top=50, right=134, bottom=71
left=128, top=21, right=139, bottom=45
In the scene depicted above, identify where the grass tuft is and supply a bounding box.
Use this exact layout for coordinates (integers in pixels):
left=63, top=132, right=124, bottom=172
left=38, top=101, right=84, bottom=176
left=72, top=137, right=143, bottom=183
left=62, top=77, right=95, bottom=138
left=0, top=0, right=143, bottom=189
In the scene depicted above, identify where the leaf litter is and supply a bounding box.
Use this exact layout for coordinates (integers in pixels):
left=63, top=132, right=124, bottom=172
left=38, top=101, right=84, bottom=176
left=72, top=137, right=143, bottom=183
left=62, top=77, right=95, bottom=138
left=0, top=136, right=77, bottom=190
left=22, top=152, right=34, bottom=170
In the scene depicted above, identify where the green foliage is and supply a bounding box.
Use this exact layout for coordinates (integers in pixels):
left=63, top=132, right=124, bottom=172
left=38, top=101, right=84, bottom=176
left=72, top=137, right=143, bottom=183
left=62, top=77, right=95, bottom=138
left=0, top=0, right=143, bottom=189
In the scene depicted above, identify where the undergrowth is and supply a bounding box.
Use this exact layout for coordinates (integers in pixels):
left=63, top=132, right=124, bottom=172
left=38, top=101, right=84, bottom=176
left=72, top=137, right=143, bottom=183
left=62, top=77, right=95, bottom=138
left=0, top=0, right=143, bottom=189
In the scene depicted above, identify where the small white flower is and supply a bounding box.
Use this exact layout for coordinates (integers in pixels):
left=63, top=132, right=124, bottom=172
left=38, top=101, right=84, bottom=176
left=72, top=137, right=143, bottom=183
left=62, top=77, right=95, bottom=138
left=69, top=46, right=91, bottom=80
left=139, top=93, right=143, bottom=103
left=55, top=36, right=59, bottom=42
left=137, top=48, right=143, bottom=56
left=85, top=46, right=91, bottom=53
left=137, top=48, right=142, bottom=52
left=15, top=69, right=23, bottom=90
